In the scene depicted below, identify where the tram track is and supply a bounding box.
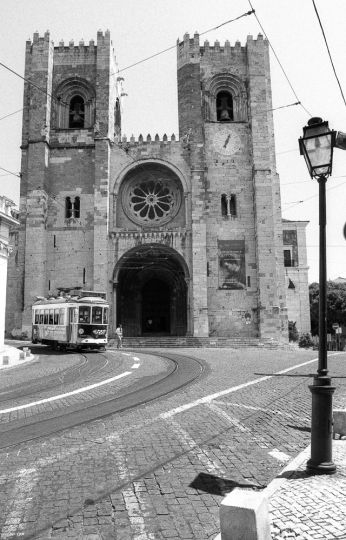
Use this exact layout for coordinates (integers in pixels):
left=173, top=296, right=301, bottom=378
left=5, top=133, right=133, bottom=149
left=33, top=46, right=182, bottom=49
left=0, top=349, right=114, bottom=404
left=0, top=351, right=205, bottom=450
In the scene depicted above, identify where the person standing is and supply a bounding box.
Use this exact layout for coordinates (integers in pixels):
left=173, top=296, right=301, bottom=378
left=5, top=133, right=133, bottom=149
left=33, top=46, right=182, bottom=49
left=115, top=324, right=123, bottom=349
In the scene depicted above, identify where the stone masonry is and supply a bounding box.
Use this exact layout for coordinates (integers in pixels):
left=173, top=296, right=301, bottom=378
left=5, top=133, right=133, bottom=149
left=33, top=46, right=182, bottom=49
left=5, top=30, right=310, bottom=339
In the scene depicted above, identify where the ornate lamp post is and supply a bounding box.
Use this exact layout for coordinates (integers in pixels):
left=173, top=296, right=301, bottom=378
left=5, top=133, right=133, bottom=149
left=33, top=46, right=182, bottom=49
left=299, top=117, right=336, bottom=474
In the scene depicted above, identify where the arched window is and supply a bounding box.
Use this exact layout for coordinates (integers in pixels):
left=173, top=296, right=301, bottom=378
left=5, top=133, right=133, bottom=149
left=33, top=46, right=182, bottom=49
left=216, top=91, right=233, bottom=122
left=65, top=197, right=72, bottom=218
left=74, top=196, right=80, bottom=219
left=69, top=95, right=85, bottom=128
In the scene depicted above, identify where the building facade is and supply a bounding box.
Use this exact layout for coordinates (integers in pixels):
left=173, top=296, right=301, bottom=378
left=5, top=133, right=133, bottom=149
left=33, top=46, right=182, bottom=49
left=5, top=30, right=310, bottom=341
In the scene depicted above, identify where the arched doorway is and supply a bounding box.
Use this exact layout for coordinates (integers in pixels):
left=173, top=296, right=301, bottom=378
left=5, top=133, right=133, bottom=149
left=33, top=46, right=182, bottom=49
left=114, top=244, right=189, bottom=336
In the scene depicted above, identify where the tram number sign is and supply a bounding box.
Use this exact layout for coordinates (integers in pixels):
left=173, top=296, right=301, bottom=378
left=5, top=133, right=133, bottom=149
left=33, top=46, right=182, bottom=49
left=332, top=323, right=339, bottom=331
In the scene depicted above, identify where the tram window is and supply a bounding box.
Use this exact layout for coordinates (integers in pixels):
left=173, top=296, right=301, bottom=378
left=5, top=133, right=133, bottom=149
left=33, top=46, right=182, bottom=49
left=92, top=306, right=102, bottom=323
left=103, top=307, right=108, bottom=324
left=49, top=310, right=54, bottom=325
left=34, top=311, right=39, bottom=324
left=44, top=310, right=49, bottom=324
left=79, top=306, right=90, bottom=323
left=54, top=309, right=59, bottom=325
left=39, top=311, right=44, bottom=324
left=59, top=309, right=65, bottom=325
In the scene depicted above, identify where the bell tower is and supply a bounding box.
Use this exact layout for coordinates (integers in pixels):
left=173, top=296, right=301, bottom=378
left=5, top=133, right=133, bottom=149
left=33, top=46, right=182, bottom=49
left=177, top=32, right=287, bottom=340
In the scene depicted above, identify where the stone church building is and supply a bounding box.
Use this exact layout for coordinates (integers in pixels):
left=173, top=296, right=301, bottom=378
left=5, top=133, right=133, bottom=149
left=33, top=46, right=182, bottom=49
left=5, top=30, right=311, bottom=341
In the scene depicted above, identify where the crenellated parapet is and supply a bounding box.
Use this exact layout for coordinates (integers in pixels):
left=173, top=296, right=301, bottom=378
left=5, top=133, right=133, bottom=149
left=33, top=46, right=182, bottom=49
left=177, top=32, right=266, bottom=68
left=117, top=133, right=179, bottom=147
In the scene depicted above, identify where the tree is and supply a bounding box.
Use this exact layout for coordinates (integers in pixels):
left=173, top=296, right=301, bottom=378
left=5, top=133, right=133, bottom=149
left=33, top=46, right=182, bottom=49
left=309, top=281, right=346, bottom=336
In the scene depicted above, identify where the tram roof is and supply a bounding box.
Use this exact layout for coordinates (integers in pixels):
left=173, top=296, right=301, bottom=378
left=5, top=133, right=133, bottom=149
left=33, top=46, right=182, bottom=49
left=32, top=296, right=108, bottom=306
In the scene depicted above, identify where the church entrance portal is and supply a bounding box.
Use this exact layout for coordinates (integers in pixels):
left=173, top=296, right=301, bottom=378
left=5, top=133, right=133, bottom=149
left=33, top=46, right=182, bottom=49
left=114, top=245, right=189, bottom=336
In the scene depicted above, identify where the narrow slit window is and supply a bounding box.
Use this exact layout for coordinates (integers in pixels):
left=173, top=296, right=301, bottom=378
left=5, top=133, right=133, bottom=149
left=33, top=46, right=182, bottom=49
left=65, top=197, right=72, bottom=218
left=74, top=196, right=80, bottom=218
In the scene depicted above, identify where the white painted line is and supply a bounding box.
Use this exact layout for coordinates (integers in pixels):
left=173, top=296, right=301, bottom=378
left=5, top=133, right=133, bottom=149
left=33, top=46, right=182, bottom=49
left=166, top=417, right=225, bottom=475
left=132, top=356, right=140, bottom=361
left=111, top=433, right=156, bottom=540
left=268, top=449, right=291, bottom=463
left=0, top=371, right=132, bottom=415
left=161, top=357, right=320, bottom=419
left=131, top=364, right=140, bottom=369
left=122, top=352, right=132, bottom=356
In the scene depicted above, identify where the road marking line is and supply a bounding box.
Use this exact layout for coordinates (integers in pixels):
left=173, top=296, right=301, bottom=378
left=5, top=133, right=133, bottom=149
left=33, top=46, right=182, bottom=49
left=0, top=371, right=132, bottom=415
left=160, top=357, right=319, bottom=419
left=268, top=449, right=291, bottom=463
left=132, top=356, right=140, bottom=361
left=166, top=417, right=225, bottom=475
left=131, top=364, right=140, bottom=369
left=111, top=433, right=156, bottom=540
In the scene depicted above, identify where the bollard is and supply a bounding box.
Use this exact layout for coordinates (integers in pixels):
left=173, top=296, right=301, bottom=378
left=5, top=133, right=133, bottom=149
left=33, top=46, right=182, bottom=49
left=2, top=356, right=9, bottom=366
left=25, top=349, right=31, bottom=357
left=220, top=488, right=271, bottom=540
left=19, top=351, right=25, bottom=360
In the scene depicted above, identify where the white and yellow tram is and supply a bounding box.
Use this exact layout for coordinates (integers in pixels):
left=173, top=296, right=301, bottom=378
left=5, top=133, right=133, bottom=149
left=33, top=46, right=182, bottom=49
left=32, top=293, right=109, bottom=351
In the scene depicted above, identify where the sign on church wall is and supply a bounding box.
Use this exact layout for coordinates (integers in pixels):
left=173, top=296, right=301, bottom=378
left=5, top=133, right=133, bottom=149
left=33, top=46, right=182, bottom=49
left=218, top=240, right=246, bottom=290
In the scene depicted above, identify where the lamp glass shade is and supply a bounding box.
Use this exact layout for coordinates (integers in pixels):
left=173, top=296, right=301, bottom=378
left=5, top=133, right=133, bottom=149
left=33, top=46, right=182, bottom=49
left=299, top=119, right=335, bottom=178
left=304, top=133, right=333, bottom=176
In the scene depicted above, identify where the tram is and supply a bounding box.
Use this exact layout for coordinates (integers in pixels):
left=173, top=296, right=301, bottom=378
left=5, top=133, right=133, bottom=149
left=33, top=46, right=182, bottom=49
left=32, top=291, right=109, bottom=351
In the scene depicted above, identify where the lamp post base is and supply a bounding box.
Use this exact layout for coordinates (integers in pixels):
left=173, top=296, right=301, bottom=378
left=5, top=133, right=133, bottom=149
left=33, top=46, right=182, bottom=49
left=306, top=378, right=336, bottom=475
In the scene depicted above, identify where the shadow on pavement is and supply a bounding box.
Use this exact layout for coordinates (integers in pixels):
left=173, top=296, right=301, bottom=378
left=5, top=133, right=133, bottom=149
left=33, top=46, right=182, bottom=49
left=189, top=472, right=264, bottom=496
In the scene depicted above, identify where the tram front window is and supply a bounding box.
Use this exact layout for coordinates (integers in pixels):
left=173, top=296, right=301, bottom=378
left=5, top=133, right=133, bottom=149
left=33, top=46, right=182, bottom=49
left=79, top=306, right=90, bottom=323
left=92, top=306, right=102, bottom=323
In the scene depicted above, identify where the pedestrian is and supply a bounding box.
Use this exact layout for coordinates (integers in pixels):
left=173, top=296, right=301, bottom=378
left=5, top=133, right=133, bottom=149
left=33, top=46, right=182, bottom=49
left=115, top=324, right=123, bottom=349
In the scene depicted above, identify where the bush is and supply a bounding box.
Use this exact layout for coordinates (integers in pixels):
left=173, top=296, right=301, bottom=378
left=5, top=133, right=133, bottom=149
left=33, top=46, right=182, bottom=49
left=299, top=333, right=314, bottom=348
left=288, top=321, right=299, bottom=342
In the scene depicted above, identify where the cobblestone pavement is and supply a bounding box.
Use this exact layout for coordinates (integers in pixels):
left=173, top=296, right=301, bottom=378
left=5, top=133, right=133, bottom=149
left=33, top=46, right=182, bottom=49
left=0, top=347, right=345, bottom=539
left=269, top=441, right=346, bottom=540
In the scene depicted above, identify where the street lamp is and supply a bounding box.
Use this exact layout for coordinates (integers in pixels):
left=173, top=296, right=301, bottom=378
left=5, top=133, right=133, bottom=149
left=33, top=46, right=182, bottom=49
left=299, top=117, right=336, bottom=474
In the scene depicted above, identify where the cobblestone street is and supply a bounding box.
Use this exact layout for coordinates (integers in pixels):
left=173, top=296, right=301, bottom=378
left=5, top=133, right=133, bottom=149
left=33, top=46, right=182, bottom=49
left=0, top=347, right=345, bottom=539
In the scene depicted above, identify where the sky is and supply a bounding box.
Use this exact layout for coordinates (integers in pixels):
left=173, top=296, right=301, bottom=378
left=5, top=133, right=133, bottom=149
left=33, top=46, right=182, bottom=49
left=1, top=0, right=346, bottom=284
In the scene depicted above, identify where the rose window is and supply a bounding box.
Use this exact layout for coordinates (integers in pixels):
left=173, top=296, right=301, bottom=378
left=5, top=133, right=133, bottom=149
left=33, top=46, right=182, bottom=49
left=122, top=175, right=181, bottom=226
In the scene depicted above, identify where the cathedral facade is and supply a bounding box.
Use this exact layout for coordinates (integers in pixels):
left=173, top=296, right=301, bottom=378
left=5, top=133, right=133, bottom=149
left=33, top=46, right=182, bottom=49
left=5, top=30, right=310, bottom=341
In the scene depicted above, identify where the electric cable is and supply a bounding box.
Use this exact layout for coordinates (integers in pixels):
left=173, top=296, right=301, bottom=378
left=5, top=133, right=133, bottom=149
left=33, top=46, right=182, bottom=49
left=114, top=10, right=255, bottom=75
left=0, top=61, right=68, bottom=106
left=247, top=0, right=312, bottom=118
left=312, top=0, right=346, bottom=109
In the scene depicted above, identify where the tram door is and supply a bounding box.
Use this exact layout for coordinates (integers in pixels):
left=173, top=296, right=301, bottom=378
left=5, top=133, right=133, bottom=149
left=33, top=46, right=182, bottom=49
left=68, top=307, right=78, bottom=344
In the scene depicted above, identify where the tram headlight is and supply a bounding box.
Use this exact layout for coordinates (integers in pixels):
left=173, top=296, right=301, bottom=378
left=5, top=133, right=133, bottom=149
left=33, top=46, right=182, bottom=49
left=78, top=328, right=84, bottom=335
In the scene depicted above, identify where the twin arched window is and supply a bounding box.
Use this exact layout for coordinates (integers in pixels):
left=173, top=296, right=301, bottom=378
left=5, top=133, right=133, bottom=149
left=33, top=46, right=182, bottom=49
left=221, top=194, right=237, bottom=218
left=65, top=196, right=80, bottom=219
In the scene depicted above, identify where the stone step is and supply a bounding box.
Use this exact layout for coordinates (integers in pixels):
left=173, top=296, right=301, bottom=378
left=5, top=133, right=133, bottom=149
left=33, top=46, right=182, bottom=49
left=108, top=336, right=279, bottom=349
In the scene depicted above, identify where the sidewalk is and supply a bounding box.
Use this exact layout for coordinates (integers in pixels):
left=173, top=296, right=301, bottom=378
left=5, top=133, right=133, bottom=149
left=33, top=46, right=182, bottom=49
left=268, top=440, right=346, bottom=540
left=0, top=342, right=34, bottom=369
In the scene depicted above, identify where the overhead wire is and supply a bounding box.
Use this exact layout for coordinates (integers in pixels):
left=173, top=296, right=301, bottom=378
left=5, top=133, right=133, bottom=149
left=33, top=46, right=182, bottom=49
left=0, top=166, right=21, bottom=178
left=247, top=0, right=312, bottom=118
left=282, top=180, right=346, bottom=213
left=114, top=9, right=255, bottom=75
left=0, top=107, right=25, bottom=122
left=0, top=61, right=68, bottom=106
left=312, top=0, right=346, bottom=109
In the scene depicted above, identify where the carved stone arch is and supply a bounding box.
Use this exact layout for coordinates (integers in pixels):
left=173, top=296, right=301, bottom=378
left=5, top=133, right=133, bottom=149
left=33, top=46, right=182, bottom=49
left=204, top=73, right=247, bottom=122
left=53, top=77, right=96, bottom=128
